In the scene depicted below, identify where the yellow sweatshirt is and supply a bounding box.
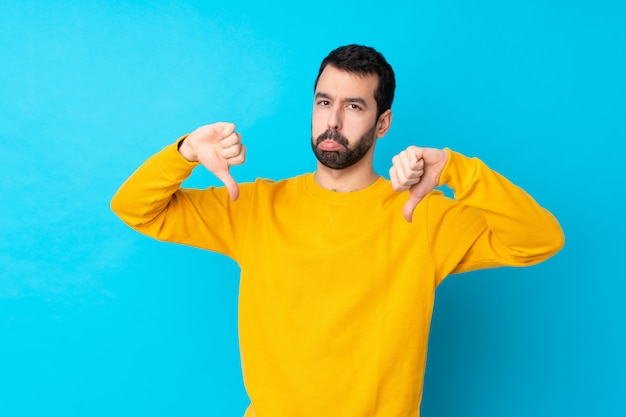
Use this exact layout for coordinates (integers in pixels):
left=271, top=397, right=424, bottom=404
left=111, top=137, right=564, bottom=417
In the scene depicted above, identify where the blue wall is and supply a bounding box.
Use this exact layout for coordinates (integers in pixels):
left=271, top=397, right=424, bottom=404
left=1, top=1, right=624, bottom=415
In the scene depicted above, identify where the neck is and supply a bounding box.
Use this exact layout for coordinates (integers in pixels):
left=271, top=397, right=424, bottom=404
left=314, top=162, right=380, bottom=192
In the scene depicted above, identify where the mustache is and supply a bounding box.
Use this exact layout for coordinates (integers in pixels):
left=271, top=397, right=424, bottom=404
left=316, top=129, right=349, bottom=148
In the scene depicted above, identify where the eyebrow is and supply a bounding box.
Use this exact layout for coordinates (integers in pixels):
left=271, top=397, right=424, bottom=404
left=315, top=92, right=369, bottom=108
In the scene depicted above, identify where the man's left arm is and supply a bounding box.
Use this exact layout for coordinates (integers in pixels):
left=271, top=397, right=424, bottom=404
left=390, top=146, right=565, bottom=268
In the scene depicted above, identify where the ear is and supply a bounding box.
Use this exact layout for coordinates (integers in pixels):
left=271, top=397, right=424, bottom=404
left=375, top=109, right=392, bottom=138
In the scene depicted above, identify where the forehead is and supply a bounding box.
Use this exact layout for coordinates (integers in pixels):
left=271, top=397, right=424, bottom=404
left=315, top=65, right=378, bottom=101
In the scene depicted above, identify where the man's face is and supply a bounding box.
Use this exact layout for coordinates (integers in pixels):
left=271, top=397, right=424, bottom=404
left=311, top=65, right=380, bottom=170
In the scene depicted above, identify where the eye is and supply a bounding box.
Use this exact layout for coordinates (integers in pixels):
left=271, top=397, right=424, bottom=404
left=317, top=100, right=330, bottom=106
left=347, top=103, right=362, bottom=111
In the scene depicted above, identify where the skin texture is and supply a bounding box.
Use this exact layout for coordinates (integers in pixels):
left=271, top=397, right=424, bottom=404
left=178, top=65, right=449, bottom=221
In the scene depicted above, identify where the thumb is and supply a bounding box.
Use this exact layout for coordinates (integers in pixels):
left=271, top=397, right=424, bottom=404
left=402, top=181, right=430, bottom=222
left=402, top=194, right=422, bottom=222
left=213, top=167, right=240, bottom=201
left=215, top=123, right=239, bottom=200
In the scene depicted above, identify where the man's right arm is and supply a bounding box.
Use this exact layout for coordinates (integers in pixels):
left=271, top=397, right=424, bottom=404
left=110, top=122, right=246, bottom=246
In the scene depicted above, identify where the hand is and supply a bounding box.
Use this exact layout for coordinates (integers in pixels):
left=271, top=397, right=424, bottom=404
left=389, top=146, right=448, bottom=222
left=179, top=122, right=246, bottom=200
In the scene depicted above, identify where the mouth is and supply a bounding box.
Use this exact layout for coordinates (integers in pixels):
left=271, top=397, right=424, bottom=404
left=317, top=139, right=345, bottom=151
left=316, top=129, right=349, bottom=150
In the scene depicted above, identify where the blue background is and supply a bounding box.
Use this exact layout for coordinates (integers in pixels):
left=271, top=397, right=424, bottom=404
left=1, top=0, right=624, bottom=415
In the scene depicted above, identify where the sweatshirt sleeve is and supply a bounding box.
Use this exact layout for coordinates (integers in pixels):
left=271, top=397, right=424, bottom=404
left=110, top=135, right=241, bottom=258
left=430, top=149, right=564, bottom=278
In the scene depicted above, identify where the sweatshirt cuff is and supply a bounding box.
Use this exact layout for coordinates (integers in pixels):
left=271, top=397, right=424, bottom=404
left=156, top=134, right=200, bottom=180
left=438, top=148, right=480, bottom=197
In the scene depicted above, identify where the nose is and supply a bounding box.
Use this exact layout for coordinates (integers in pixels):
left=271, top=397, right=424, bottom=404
left=327, top=105, right=342, bottom=131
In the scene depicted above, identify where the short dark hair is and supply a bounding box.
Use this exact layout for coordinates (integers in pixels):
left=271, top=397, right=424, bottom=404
left=314, top=44, right=396, bottom=119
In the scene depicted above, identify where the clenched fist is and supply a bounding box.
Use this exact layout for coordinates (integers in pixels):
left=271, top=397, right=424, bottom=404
left=179, top=122, right=246, bottom=201
left=389, top=146, right=448, bottom=222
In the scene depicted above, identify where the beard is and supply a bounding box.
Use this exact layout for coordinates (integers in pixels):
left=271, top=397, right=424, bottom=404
left=311, top=124, right=377, bottom=170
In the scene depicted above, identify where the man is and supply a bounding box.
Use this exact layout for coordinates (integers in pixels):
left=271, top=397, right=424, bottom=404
left=111, top=45, right=564, bottom=416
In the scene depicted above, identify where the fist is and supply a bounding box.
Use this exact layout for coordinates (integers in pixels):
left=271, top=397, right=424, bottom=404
left=389, top=146, right=448, bottom=222
left=179, top=122, right=246, bottom=200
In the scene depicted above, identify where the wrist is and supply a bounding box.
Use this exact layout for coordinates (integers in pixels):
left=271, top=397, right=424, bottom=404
left=177, top=135, right=197, bottom=162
